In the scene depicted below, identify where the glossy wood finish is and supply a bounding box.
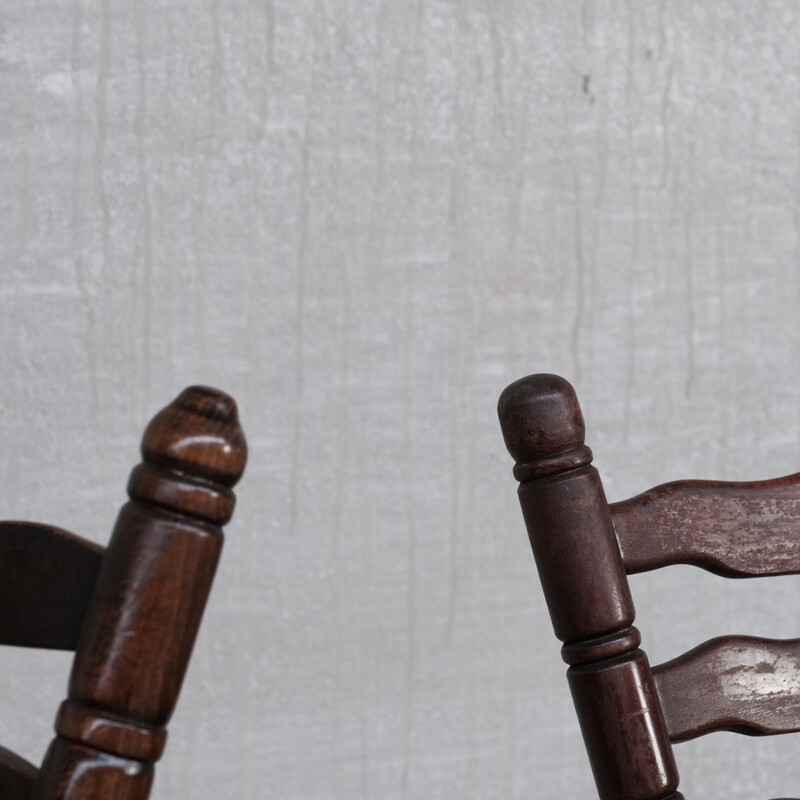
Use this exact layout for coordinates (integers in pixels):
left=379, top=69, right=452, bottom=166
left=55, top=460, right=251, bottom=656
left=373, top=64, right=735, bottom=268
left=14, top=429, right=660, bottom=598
left=569, top=652, right=676, bottom=799
left=33, top=741, right=153, bottom=800
left=653, top=636, right=800, bottom=742
left=611, top=473, right=800, bottom=577
left=1, top=386, right=246, bottom=800
left=0, top=522, right=103, bottom=650
left=498, top=375, right=680, bottom=800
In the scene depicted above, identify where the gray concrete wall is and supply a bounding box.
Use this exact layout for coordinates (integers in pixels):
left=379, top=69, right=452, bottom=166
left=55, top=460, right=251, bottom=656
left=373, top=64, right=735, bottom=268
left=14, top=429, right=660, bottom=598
left=1, top=1, right=798, bottom=797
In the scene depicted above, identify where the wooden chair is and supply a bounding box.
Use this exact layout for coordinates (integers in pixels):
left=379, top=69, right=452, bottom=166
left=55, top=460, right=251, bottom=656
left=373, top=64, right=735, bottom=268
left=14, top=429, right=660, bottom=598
left=0, top=387, right=247, bottom=800
left=497, top=373, right=799, bottom=800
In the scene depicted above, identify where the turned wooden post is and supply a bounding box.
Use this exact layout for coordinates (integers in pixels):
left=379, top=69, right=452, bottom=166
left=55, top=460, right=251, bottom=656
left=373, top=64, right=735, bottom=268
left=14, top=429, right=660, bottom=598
left=33, top=387, right=247, bottom=800
left=498, top=374, right=682, bottom=800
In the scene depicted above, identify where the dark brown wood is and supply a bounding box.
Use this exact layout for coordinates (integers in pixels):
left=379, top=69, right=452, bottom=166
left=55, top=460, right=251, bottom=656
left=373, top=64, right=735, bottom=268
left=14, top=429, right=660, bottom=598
left=0, top=386, right=245, bottom=800
left=611, top=474, right=800, bottom=577
left=32, top=741, right=153, bottom=800
left=0, top=522, right=103, bottom=650
left=31, top=386, right=247, bottom=800
left=653, top=636, right=800, bottom=742
left=569, top=652, right=677, bottom=800
left=0, top=745, right=37, bottom=800
left=498, top=374, right=680, bottom=800
left=517, top=468, right=635, bottom=644
left=499, top=372, right=800, bottom=800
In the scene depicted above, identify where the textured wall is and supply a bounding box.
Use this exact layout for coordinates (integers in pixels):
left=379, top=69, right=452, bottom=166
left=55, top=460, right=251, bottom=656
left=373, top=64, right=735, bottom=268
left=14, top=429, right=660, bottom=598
left=1, top=1, right=799, bottom=798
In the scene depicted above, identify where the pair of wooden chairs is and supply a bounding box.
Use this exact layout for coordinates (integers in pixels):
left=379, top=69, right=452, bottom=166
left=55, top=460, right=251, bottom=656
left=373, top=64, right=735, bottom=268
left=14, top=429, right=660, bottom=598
left=0, top=387, right=246, bottom=800
left=498, top=373, right=799, bottom=800
left=3, top=374, right=797, bottom=799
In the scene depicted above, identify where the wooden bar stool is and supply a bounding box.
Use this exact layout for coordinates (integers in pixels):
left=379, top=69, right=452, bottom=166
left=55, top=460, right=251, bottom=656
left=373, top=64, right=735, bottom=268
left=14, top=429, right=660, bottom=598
left=498, top=373, right=799, bottom=800
left=0, top=386, right=247, bottom=800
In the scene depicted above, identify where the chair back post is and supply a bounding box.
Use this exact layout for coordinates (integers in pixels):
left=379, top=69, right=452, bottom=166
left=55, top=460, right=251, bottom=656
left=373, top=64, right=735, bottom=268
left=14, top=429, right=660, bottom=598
left=498, top=374, right=681, bottom=800
left=33, top=387, right=247, bottom=800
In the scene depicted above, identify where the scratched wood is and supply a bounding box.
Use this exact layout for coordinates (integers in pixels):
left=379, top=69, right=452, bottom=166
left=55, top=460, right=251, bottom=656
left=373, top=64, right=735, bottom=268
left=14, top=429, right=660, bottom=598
left=499, top=375, right=681, bottom=800
left=500, top=373, right=800, bottom=800
left=653, top=636, right=800, bottom=743
left=610, top=474, right=800, bottom=577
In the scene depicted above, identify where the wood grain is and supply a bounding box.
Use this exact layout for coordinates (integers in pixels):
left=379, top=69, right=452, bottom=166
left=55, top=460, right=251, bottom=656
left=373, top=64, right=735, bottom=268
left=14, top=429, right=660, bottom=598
left=0, top=386, right=247, bottom=800
left=610, top=474, right=800, bottom=577
left=34, top=386, right=247, bottom=800
left=499, top=373, right=800, bottom=799
left=0, top=522, right=103, bottom=650
left=653, top=636, right=800, bottom=742
left=499, top=375, right=680, bottom=800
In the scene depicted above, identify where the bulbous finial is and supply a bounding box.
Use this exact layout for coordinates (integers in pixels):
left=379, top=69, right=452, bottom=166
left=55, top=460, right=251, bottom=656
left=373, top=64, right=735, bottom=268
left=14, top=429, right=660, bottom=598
left=498, top=374, right=590, bottom=479
left=141, top=386, right=247, bottom=488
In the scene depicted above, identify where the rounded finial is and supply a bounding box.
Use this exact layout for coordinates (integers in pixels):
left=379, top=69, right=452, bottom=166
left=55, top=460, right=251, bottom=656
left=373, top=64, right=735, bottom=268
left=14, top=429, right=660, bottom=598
left=498, top=374, right=585, bottom=465
left=141, top=386, right=247, bottom=487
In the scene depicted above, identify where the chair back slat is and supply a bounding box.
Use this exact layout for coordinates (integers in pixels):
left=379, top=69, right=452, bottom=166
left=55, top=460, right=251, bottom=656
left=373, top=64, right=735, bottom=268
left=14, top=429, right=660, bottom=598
left=0, top=745, right=37, bottom=800
left=0, top=523, right=103, bottom=650
left=610, top=473, right=800, bottom=577
left=653, top=636, right=800, bottom=742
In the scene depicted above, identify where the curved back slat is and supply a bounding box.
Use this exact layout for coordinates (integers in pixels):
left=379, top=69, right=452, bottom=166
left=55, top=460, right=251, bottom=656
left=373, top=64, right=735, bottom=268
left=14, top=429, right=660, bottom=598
left=610, top=473, right=800, bottom=577
left=653, top=636, right=800, bottom=742
left=0, top=745, right=37, bottom=800
left=0, top=523, right=104, bottom=650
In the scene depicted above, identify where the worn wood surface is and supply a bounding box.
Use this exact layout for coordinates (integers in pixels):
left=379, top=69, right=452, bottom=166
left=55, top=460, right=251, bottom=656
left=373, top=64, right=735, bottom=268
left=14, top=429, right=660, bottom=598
left=499, top=375, right=680, bottom=800
left=0, top=522, right=103, bottom=650
left=653, top=636, right=800, bottom=743
left=611, top=475, right=800, bottom=577
left=499, top=373, right=800, bottom=800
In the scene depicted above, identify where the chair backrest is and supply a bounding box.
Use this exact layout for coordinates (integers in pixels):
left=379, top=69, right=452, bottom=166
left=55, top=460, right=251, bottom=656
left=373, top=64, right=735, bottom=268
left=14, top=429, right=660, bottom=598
left=497, top=373, right=800, bottom=800
left=0, top=386, right=247, bottom=800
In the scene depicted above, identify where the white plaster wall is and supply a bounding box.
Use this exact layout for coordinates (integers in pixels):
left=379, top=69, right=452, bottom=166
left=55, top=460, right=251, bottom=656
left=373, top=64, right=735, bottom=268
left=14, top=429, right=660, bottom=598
left=1, top=1, right=799, bottom=798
